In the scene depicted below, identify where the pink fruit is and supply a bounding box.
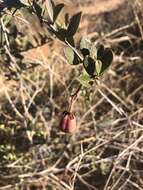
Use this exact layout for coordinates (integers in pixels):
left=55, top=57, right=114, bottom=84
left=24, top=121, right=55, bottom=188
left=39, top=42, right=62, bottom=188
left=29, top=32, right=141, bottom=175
left=59, top=111, right=77, bottom=134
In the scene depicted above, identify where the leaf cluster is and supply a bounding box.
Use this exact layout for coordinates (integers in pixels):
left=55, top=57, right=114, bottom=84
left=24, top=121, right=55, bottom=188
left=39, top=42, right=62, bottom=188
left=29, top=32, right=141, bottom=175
left=45, top=0, right=113, bottom=87
left=0, top=0, right=113, bottom=88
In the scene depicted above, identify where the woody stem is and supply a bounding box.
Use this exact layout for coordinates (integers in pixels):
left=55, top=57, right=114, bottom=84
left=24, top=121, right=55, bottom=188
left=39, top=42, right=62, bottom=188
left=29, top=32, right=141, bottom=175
left=68, top=84, right=82, bottom=112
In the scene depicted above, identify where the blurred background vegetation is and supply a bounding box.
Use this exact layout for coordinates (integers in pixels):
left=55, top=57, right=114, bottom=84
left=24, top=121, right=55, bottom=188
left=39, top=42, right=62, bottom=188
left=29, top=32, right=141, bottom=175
left=0, top=0, right=143, bottom=189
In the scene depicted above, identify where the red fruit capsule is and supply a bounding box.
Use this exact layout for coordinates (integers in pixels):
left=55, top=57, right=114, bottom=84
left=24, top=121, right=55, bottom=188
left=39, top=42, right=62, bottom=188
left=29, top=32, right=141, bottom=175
left=59, top=111, right=77, bottom=134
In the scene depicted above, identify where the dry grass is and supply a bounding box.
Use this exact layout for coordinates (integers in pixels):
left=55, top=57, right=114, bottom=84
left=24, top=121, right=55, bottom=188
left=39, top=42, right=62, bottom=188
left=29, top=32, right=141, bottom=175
left=0, top=0, right=143, bottom=190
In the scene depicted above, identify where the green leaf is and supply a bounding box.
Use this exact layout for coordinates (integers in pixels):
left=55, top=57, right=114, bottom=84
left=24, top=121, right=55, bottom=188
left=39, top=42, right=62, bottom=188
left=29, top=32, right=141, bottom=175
left=98, top=48, right=113, bottom=74
left=80, top=37, right=91, bottom=50
left=65, top=13, right=69, bottom=26
left=77, top=73, right=91, bottom=88
left=80, top=37, right=91, bottom=56
left=96, top=44, right=105, bottom=60
left=83, top=56, right=95, bottom=76
left=66, top=37, right=75, bottom=47
left=64, top=47, right=80, bottom=65
left=95, top=60, right=102, bottom=76
left=45, top=0, right=55, bottom=22
left=54, top=28, right=67, bottom=41
left=95, top=44, right=113, bottom=74
left=67, top=12, right=82, bottom=37
left=53, top=3, right=64, bottom=23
